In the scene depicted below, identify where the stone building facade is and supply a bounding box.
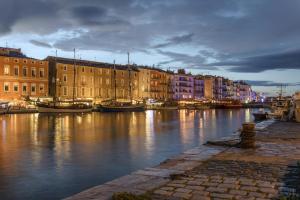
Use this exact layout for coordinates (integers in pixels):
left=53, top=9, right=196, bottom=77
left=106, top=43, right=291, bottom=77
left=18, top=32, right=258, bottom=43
left=0, top=48, right=48, bottom=101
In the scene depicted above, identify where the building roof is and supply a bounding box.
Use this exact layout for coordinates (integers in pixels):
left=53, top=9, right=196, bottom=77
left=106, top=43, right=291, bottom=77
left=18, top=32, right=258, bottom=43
left=46, top=56, right=139, bottom=72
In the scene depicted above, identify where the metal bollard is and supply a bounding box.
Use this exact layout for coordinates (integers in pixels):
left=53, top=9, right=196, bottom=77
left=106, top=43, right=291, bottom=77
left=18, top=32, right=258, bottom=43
left=240, top=122, right=256, bottom=148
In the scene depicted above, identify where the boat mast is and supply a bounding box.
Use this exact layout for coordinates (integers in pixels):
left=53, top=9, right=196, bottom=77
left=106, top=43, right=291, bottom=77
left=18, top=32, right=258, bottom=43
left=128, top=52, right=132, bottom=102
left=53, top=50, right=58, bottom=101
left=72, top=48, right=76, bottom=104
left=114, top=60, right=117, bottom=101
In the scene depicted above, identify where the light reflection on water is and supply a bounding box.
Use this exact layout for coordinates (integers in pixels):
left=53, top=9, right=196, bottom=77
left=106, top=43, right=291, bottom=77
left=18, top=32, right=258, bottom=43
left=0, top=109, right=256, bottom=200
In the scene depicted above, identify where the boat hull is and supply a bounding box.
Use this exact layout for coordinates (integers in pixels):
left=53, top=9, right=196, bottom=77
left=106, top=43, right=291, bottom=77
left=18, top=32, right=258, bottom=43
left=252, top=113, right=268, bottom=121
left=97, top=105, right=145, bottom=112
left=38, top=106, right=92, bottom=113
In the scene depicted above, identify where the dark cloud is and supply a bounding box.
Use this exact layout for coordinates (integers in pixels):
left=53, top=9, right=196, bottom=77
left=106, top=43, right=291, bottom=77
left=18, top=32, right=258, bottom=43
left=208, top=49, right=300, bottom=73
left=244, top=80, right=300, bottom=87
left=153, top=33, right=194, bottom=48
left=30, top=40, right=52, bottom=48
left=1, top=0, right=300, bottom=81
left=157, top=50, right=217, bottom=70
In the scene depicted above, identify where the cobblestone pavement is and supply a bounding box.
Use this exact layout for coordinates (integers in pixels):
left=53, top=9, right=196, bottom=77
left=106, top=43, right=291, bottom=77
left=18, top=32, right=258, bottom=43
left=151, top=122, right=300, bottom=200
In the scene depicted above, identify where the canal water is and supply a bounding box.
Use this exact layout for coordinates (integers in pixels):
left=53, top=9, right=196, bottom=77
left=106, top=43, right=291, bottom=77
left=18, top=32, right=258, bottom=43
left=0, top=109, right=254, bottom=200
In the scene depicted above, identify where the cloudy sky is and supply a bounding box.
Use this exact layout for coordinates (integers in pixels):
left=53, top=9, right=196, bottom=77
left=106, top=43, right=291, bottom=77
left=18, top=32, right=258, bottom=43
left=1, top=0, right=300, bottom=95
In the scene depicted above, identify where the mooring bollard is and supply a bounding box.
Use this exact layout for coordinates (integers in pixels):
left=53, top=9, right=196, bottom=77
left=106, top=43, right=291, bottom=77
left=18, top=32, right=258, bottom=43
left=240, top=122, right=256, bottom=148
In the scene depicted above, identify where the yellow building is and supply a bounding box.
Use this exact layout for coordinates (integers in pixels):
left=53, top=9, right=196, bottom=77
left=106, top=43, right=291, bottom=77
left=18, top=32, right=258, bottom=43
left=46, top=57, right=139, bottom=102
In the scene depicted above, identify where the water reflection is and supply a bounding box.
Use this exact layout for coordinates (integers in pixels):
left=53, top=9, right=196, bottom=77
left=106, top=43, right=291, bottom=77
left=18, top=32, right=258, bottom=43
left=0, top=109, right=256, bottom=200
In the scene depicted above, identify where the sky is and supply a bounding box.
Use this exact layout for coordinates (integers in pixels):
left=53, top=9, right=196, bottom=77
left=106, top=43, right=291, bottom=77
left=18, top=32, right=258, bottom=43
left=1, top=0, right=300, bottom=95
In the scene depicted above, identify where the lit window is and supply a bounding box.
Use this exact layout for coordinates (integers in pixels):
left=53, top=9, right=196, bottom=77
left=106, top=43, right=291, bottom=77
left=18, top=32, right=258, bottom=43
left=22, top=84, right=27, bottom=94
left=23, top=67, right=27, bottom=76
left=4, top=65, right=10, bottom=75
left=31, top=84, right=36, bottom=94
left=106, top=78, right=110, bottom=85
left=31, top=68, right=36, bottom=77
left=39, top=84, right=45, bottom=93
left=39, top=68, right=44, bottom=78
left=63, top=86, right=67, bottom=96
left=4, top=82, right=9, bottom=92
left=14, top=66, right=19, bottom=76
left=13, top=83, right=19, bottom=92
left=63, top=74, right=67, bottom=82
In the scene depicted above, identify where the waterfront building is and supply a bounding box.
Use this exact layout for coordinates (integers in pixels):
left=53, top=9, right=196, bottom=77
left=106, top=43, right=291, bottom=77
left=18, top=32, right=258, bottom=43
left=238, top=81, right=252, bottom=103
left=194, top=75, right=205, bottom=100
left=172, top=69, right=194, bottom=100
left=0, top=47, right=48, bottom=101
left=46, top=57, right=139, bottom=102
left=213, top=76, right=223, bottom=100
left=148, top=67, right=169, bottom=100
left=138, top=67, right=151, bottom=99
left=203, top=75, right=214, bottom=100
left=222, top=78, right=234, bottom=99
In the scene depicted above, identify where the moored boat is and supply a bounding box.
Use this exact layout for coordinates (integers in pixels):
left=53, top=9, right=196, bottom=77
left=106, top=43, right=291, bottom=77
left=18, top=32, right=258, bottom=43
left=0, top=102, right=9, bottom=114
left=252, top=112, right=268, bottom=121
left=96, top=102, right=145, bottom=112
left=37, top=101, right=93, bottom=113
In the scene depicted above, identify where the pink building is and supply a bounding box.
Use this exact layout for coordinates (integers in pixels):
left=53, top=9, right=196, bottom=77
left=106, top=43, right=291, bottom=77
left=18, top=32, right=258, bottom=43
left=172, top=69, right=194, bottom=100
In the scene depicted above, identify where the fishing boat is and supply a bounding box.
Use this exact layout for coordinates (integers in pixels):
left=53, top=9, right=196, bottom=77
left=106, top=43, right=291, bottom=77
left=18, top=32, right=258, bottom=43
left=268, top=85, right=290, bottom=119
left=96, top=54, right=145, bottom=112
left=0, top=102, right=9, bottom=114
left=97, top=101, right=145, bottom=112
left=37, top=101, right=93, bottom=113
left=37, top=49, right=93, bottom=113
left=252, top=109, right=268, bottom=121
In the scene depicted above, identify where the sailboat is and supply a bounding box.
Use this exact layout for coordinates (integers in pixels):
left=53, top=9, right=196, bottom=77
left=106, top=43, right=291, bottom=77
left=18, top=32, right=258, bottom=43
left=0, top=102, right=9, bottom=114
left=37, top=49, right=93, bottom=113
left=96, top=54, right=145, bottom=112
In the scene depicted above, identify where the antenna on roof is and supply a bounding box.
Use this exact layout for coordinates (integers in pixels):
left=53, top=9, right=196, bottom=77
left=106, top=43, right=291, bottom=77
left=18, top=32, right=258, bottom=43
left=5, top=41, right=8, bottom=48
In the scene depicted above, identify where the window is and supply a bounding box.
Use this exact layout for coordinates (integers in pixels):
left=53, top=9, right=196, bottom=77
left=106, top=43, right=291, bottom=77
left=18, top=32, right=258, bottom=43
left=63, top=65, right=67, bottom=71
left=90, top=69, right=93, bottom=73
left=63, top=86, right=67, bottom=96
left=14, top=66, right=19, bottom=76
left=13, top=83, right=19, bottom=92
left=39, top=68, right=44, bottom=78
left=82, top=67, right=85, bottom=73
left=106, top=69, right=109, bottom=75
left=90, top=88, right=92, bottom=96
left=121, top=79, right=124, bottom=86
left=23, top=67, right=27, bottom=76
left=39, top=84, right=45, bottom=93
left=22, top=84, right=27, bottom=94
left=40, top=61, right=44, bottom=65
left=81, top=87, right=85, bottom=96
left=31, top=68, right=36, bottom=77
left=99, top=69, right=102, bottom=74
left=31, top=84, right=36, bottom=94
left=23, top=60, right=27, bottom=64
left=4, top=65, right=10, bottom=75
left=4, top=82, right=9, bottom=92
left=63, top=74, right=67, bottom=82
left=14, top=59, right=19, bottom=63
left=106, top=78, right=110, bottom=85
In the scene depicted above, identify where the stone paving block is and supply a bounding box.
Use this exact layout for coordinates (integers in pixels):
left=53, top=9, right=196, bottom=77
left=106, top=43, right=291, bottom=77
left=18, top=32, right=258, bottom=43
left=240, top=186, right=258, bottom=192
left=210, top=192, right=234, bottom=199
left=192, top=190, right=210, bottom=196
left=258, top=187, right=278, bottom=194
left=185, top=185, right=205, bottom=191
left=133, top=167, right=183, bottom=178
left=234, top=196, right=255, bottom=200
left=172, top=192, right=192, bottom=199
left=248, top=192, right=266, bottom=198
left=229, top=189, right=247, bottom=196
left=191, top=195, right=210, bottom=200
left=167, top=183, right=186, bottom=188
left=206, top=186, right=228, bottom=193
left=160, top=186, right=175, bottom=191
left=172, top=179, right=188, bottom=184
left=175, top=188, right=192, bottom=193
left=218, top=183, right=239, bottom=190
left=154, top=189, right=173, bottom=196
left=202, top=182, right=219, bottom=187
left=187, top=180, right=204, bottom=186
